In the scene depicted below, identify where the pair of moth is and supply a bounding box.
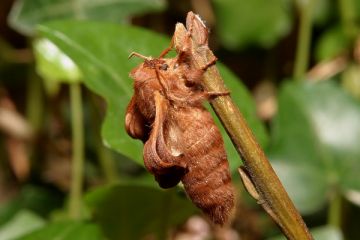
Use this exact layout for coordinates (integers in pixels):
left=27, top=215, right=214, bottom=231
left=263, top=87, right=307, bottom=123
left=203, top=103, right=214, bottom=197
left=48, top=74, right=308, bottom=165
left=125, top=15, right=234, bottom=225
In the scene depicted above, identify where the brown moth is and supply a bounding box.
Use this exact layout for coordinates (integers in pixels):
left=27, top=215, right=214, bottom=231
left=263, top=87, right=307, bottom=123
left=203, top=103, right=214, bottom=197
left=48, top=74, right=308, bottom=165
left=125, top=15, right=234, bottom=225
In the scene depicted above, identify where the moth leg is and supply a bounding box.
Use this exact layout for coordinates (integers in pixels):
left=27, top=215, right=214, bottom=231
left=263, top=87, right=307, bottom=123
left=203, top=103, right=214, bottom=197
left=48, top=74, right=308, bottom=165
left=205, top=90, right=230, bottom=98
left=125, top=96, right=148, bottom=141
left=143, top=91, right=187, bottom=188
left=184, top=91, right=230, bottom=105
left=201, top=55, right=217, bottom=71
left=182, top=54, right=217, bottom=86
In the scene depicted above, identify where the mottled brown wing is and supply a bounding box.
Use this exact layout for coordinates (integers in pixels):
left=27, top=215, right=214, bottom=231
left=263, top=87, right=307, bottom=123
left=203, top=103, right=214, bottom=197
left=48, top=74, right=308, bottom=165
left=143, top=91, right=187, bottom=188
left=125, top=96, right=148, bottom=142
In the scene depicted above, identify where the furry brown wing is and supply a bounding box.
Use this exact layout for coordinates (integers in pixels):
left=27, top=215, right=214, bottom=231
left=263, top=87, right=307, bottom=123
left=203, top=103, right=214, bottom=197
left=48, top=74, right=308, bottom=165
left=125, top=95, right=148, bottom=142
left=143, top=91, right=187, bottom=188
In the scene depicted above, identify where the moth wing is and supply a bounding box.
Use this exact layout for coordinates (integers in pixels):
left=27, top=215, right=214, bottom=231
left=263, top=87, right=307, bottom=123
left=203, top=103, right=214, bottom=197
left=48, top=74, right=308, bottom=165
left=143, top=91, right=187, bottom=188
left=125, top=96, right=147, bottom=141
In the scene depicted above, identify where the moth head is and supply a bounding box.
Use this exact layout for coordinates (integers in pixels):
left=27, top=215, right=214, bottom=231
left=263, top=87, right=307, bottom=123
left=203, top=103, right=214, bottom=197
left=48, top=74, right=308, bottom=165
left=129, top=52, right=171, bottom=72
left=129, top=52, right=174, bottom=84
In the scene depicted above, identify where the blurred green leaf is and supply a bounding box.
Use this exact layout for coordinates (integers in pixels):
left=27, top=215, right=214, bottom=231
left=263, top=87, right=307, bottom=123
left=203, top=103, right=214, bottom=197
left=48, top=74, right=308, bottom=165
left=268, top=225, right=343, bottom=240
left=8, top=0, right=166, bottom=36
left=315, top=26, right=349, bottom=61
left=85, top=182, right=196, bottom=240
left=38, top=20, right=267, bottom=169
left=212, top=0, right=292, bottom=49
left=0, top=186, right=63, bottom=227
left=341, top=64, right=360, bottom=100
left=213, top=65, right=268, bottom=173
left=0, top=210, right=45, bottom=240
left=312, top=0, right=334, bottom=26
left=268, top=80, right=360, bottom=214
left=33, top=38, right=82, bottom=95
left=17, top=221, right=103, bottom=240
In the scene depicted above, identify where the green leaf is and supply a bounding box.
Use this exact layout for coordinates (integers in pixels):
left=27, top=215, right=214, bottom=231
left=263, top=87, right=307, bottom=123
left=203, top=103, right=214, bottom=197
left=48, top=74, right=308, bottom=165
left=38, top=21, right=168, bottom=165
left=38, top=20, right=267, bottom=168
left=312, top=0, right=334, bottom=26
left=33, top=38, right=82, bottom=95
left=85, top=182, right=196, bottom=240
left=315, top=26, right=349, bottom=61
left=0, top=185, right=63, bottom=227
left=8, top=0, right=166, bottom=36
left=17, top=221, right=103, bottom=240
left=0, top=210, right=45, bottom=240
left=268, top=80, right=360, bottom=214
left=268, top=225, right=343, bottom=240
left=212, top=0, right=292, bottom=50
left=341, top=64, right=360, bottom=100
left=215, top=65, right=268, bottom=172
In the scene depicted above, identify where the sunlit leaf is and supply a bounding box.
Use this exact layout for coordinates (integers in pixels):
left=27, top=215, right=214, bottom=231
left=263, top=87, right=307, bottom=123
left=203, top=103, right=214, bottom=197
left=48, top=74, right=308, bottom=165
left=0, top=185, right=63, bottom=227
left=315, top=26, right=349, bottom=61
left=18, top=221, right=103, bottom=240
left=0, top=211, right=45, bottom=240
left=38, top=20, right=267, bottom=169
left=212, top=0, right=292, bottom=49
left=268, top=80, right=360, bottom=213
left=268, top=225, right=343, bottom=240
left=85, top=183, right=196, bottom=239
left=33, top=38, right=82, bottom=95
left=8, top=0, right=166, bottom=36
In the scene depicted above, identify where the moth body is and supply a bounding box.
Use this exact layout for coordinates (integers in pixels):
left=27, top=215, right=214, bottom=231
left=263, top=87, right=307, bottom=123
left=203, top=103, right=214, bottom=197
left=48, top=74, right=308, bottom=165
left=125, top=31, right=234, bottom=224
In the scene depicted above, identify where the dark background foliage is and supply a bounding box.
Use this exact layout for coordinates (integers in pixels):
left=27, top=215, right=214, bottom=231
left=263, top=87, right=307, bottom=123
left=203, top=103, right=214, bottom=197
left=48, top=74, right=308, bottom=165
left=0, top=0, right=360, bottom=239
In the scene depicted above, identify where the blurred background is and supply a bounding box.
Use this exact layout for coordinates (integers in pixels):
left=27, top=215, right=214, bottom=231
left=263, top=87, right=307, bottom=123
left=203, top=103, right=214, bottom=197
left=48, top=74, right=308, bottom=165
left=1, top=0, right=360, bottom=239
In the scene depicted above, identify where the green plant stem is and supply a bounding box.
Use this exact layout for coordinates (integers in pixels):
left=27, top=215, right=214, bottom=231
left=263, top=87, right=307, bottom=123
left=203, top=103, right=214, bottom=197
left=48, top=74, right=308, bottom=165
left=26, top=71, right=43, bottom=133
left=89, top=94, right=118, bottom=184
left=293, top=0, right=315, bottom=80
left=69, top=83, right=84, bottom=220
left=338, top=0, right=358, bottom=41
left=328, top=192, right=342, bottom=228
left=95, top=137, right=118, bottom=184
left=183, top=12, right=313, bottom=239
left=205, top=69, right=312, bottom=240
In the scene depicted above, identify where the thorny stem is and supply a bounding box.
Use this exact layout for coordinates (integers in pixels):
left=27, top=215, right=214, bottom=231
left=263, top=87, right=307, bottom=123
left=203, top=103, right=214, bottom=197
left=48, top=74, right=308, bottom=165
left=69, top=83, right=84, bottom=219
left=183, top=12, right=313, bottom=239
left=293, top=0, right=315, bottom=80
left=205, top=69, right=312, bottom=240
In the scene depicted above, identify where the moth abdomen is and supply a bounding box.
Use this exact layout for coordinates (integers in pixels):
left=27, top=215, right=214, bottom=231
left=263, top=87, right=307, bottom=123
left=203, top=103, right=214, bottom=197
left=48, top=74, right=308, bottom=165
left=170, top=108, right=234, bottom=225
left=182, top=143, right=234, bottom=225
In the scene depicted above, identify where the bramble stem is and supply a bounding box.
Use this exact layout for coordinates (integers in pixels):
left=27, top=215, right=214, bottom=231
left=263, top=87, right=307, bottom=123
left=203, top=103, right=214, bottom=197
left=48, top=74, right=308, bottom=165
left=204, top=68, right=312, bottom=239
left=183, top=11, right=313, bottom=239
left=293, top=0, right=315, bottom=80
left=69, top=83, right=84, bottom=219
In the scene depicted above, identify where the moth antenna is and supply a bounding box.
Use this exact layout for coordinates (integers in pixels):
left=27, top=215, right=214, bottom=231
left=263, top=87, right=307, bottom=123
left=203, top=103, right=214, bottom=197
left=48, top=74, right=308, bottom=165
left=158, top=47, right=172, bottom=58
left=158, top=37, right=175, bottom=58
left=128, top=52, right=151, bottom=60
